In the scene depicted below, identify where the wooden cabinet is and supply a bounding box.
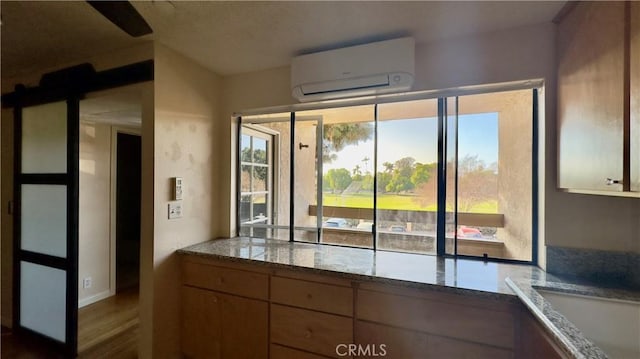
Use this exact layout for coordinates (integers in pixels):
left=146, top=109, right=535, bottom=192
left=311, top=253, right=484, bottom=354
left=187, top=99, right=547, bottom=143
left=356, top=285, right=517, bottom=358
left=270, top=274, right=354, bottom=358
left=271, top=276, right=353, bottom=316
left=181, top=260, right=269, bottom=359
left=182, top=260, right=269, bottom=300
left=557, top=1, right=639, bottom=196
left=182, top=286, right=268, bottom=359
left=517, top=310, right=569, bottom=359
left=180, top=255, right=568, bottom=359
left=271, top=304, right=353, bottom=358
left=270, top=344, right=333, bottom=359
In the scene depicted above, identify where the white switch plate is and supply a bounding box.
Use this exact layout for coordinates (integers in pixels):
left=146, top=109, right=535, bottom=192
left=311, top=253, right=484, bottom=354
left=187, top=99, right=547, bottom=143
left=168, top=201, right=183, bottom=219
left=83, top=277, right=92, bottom=289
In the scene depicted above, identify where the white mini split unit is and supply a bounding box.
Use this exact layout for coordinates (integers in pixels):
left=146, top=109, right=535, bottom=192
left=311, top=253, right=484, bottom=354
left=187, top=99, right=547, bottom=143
left=291, top=37, right=415, bottom=102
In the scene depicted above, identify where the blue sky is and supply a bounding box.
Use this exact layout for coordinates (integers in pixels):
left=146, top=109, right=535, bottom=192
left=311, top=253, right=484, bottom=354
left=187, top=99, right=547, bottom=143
left=324, top=112, right=498, bottom=173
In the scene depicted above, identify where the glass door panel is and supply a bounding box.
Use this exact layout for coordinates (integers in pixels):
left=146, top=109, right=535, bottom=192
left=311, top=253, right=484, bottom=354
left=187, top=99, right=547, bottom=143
left=377, top=99, right=438, bottom=254
left=294, top=105, right=376, bottom=247
left=20, top=184, right=67, bottom=257
left=454, top=90, right=533, bottom=261
left=21, top=101, right=67, bottom=174
left=445, top=97, right=458, bottom=255
left=239, top=113, right=290, bottom=240
left=290, top=113, right=320, bottom=243
left=20, top=261, right=67, bottom=341
left=15, top=99, right=78, bottom=355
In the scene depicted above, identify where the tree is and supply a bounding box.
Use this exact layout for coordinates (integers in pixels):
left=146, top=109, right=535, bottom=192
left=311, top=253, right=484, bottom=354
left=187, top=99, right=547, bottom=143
left=361, top=173, right=374, bottom=191
left=323, top=123, right=373, bottom=163
left=362, top=156, right=370, bottom=173
left=382, top=161, right=394, bottom=173
left=413, top=156, right=497, bottom=212
left=241, top=147, right=267, bottom=188
left=457, top=155, right=498, bottom=212
left=376, top=172, right=392, bottom=193
left=411, top=162, right=434, bottom=187
left=352, top=165, right=363, bottom=181
left=324, top=168, right=352, bottom=192
left=386, top=157, right=416, bottom=193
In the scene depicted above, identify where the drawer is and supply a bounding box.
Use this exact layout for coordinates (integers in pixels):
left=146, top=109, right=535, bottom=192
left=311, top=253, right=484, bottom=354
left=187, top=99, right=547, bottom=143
left=182, top=260, right=268, bottom=300
left=271, top=276, right=353, bottom=316
left=271, top=344, right=333, bottom=359
left=355, top=321, right=512, bottom=359
left=271, top=304, right=353, bottom=358
left=357, top=289, right=515, bottom=349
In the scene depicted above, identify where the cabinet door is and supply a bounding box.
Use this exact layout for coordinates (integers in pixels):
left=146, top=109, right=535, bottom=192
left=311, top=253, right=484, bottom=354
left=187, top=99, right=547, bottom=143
left=558, top=2, right=626, bottom=191
left=518, top=311, right=567, bottom=359
left=631, top=1, right=640, bottom=192
left=182, top=286, right=268, bottom=359
left=182, top=286, right=222, bottom=359
left=219, top=290, right=269, bottom=359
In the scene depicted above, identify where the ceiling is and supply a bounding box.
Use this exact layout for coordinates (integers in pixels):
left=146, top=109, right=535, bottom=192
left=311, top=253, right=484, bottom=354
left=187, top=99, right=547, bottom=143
left=1, top=1, right=565, bottom=79
left=80, top=89, right=142, bottom=127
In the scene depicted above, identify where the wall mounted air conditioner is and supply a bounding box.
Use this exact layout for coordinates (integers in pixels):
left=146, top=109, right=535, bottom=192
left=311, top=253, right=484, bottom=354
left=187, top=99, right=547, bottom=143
left=291, top=37, right=415, bottom=102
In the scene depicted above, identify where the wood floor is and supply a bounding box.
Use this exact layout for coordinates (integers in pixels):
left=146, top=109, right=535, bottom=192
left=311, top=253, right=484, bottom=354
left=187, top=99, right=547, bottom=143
left=1, top=289, right=139, bottom=358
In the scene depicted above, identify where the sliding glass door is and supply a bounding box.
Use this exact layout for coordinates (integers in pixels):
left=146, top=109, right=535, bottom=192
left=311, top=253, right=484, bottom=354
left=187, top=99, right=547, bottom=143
left=449, top=89, right=534, bottom=261
left=14, top=99, right=79, bottom=356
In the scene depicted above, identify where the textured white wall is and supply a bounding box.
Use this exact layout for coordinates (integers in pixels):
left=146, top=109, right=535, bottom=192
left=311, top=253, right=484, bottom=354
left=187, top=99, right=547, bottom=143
left=148, top=43, right=222, bottom=358
left=78, top=122, right=112, bottom=306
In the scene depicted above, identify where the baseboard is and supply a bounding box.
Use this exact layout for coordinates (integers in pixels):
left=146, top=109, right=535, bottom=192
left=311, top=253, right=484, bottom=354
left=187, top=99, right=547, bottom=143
left=79, top=290, right=112, bottom=308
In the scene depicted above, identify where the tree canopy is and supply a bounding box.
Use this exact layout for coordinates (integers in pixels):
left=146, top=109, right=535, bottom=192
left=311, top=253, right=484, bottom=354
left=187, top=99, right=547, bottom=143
left=323, top=123, right=373, bottom=163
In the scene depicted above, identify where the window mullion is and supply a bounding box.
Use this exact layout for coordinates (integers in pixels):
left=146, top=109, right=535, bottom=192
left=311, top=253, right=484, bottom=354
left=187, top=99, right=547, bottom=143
left=289, top=111, right=295, bottom=242
left=236, top=117, right=242, bottom=237
left=436, top=98, right=446, bottom=256
left=316, top=118, right=324, bottom=243
left=373, top=104, right=378, bottom=250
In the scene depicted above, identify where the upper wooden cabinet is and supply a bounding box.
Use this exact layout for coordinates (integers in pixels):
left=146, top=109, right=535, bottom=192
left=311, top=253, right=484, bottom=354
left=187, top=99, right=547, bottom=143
left=557, top=1, right=639, bottom=195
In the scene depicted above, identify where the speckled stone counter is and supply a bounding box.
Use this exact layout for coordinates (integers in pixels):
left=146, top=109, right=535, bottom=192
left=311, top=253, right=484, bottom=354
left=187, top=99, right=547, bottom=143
left=178, top=237, right=640, bottom=359
left=507, top=277, right=640, bottom=359
left=178, top=237, right=548, bottom=300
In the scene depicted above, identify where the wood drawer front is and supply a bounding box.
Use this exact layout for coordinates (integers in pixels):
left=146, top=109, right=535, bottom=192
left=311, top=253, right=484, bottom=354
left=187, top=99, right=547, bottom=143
left=355, top=321, right=512, bottom=359
left=355, top=320, right=427, bottom=359
left=271, top=304, right=353, bottom=358
left=182, top=260, right=268, bottom=300
left=271, top=344, right=333, bottom=359
left=357, top=290, right=515, bottom=349
left=271, top=276, right=353, bottom=316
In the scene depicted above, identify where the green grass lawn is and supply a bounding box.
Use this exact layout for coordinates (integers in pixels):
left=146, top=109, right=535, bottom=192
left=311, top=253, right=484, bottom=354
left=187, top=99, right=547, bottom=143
left=323, top=193, right=498, bottom=213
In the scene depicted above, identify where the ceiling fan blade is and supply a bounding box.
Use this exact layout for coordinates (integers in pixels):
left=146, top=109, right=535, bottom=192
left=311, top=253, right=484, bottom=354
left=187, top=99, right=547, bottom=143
left=87, top=1, right=152, bottom=37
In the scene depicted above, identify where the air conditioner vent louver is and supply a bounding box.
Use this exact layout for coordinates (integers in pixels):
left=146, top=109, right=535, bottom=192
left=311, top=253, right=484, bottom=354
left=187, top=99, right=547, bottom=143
left=291, top=38, right=415, bottom=102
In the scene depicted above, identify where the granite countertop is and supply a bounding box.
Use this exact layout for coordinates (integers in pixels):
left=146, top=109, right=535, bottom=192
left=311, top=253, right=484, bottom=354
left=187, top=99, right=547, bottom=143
left=178, top=237, right=549, bottom=302
left=178, top=237, right=640, bottom=359
left=507, top=277, right=640, bottom=359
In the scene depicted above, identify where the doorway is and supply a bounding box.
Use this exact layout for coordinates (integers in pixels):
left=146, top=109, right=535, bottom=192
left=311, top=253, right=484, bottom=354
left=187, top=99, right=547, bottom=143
left=76, top=88, right=142, bottom=354
left=115, top=132, right=141, bottom=293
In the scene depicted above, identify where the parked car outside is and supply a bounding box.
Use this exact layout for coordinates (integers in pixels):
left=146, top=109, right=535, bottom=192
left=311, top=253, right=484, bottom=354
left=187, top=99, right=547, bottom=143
left=388, top=225, right=407, bottom=232
left=356, top=222, right=374, bottom=230
left=323, top=218, right=348, bottom=228
left=457, top=226, right=483, bottom=239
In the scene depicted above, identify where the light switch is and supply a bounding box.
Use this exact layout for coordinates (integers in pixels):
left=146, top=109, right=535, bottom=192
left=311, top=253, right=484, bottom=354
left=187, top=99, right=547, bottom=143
left=168, top=201, right=183, bottom=219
